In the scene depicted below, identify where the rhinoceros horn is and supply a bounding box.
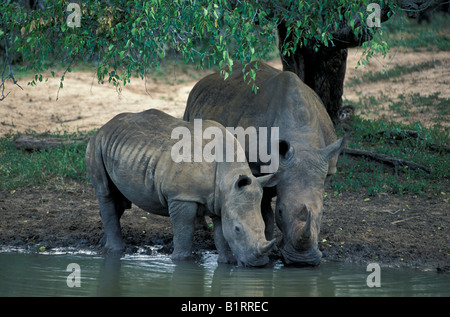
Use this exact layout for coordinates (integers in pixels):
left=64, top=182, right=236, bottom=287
left=258, top=238, right=276, bottom=256
left=299, top=209, right=312, bottom=240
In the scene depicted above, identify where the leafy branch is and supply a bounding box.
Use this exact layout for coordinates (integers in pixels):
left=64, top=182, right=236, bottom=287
left=0, top=0, right=443, bottom=101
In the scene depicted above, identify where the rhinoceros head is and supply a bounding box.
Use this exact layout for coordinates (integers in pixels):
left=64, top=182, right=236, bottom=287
left=275, top=137, right=346, bottom=266
left=220, top=172, right=278, bottom=267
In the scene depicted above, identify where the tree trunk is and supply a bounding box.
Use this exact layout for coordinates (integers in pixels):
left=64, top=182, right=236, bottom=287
left=277, top=24, right=348, bottom=124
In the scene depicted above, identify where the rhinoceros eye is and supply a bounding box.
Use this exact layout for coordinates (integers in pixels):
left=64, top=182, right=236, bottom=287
left=278, top=207, right=283, bottom=216
left=234, top=226, right=241, bottom=233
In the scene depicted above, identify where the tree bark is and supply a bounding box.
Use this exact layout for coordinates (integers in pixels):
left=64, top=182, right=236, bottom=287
left=277, top=23, right=348, bottom=123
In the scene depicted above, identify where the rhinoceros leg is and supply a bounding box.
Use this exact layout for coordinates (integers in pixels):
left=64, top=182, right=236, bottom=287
left=98, top=198, right=124, bottom=252
left=211, top=216, right=236, bottom=264
left=89, top=159, right=131, bottom=253
left=97, top=187, right=131, bottom=253
left=168, top=200, right=198, bottom=261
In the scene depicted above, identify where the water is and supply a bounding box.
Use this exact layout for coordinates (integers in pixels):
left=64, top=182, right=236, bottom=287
left=0, top=249, right=449, bottom=297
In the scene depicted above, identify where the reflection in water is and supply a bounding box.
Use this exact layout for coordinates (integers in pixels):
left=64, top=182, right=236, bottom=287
left=97, top=253, right=121, bottom=296
left=0, top=251, right=449, bottom=297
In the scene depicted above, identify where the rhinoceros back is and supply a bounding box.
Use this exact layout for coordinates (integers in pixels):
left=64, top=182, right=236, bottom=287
left=86, top=109, right=216, bottom=215
left=184, top=61, right=338, bottom=174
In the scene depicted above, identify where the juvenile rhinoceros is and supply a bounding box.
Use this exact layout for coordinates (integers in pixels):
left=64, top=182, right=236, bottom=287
left=86, top=109, right=277, bottom=266
left=184, top=62, right=347, bottom=266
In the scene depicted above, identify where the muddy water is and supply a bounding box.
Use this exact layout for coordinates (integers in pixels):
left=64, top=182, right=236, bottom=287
left=0, top=249, right=449, bottom=297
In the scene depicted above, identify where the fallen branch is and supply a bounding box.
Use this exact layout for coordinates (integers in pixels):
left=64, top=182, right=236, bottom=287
left=391, top=216, right=420, bottom=225
left=14, top=132, right=90, bottom=151
left=342, top=148, right=431, bottom=174
left=51, top=115, right=83, bottom=124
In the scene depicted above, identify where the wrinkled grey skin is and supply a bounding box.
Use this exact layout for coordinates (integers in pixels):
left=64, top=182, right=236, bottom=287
left=86, top=109, right=277, bottom=267
left=184, top=62, right=346, bottom=266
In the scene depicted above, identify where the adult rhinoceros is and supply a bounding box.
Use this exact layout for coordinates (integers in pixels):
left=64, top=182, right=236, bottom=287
left=184, top=62, right=346, bottom=266
left=86, top=109, right=277, bottom=266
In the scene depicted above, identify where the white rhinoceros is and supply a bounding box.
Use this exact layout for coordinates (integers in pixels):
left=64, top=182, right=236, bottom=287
left=184, top=62, right=347, bottom=266
left=86, top=109, right=277, bottom=266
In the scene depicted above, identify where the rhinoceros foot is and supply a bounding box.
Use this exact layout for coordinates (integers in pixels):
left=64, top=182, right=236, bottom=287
left=105, top=248, right=124, bottom=255
left=103, top=243, right=125, bottom=254
left=170, top=251, right=194, bottom=262
left=100, top=235, right=125, bottom=255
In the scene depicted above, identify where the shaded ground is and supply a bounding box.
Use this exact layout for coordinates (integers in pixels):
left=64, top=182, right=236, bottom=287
left=0, top=180, right=448, bottom=272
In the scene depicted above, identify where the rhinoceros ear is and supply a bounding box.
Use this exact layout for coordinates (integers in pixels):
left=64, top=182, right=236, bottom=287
left=256, top=172, right=280, bottom=188
left=234, top=174, right=252, bottom=189
left=320, top=133, right=349, bottom=160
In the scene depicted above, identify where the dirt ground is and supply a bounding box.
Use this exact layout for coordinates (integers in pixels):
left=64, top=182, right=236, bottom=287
left=0, top=48, right=449, bottom=272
